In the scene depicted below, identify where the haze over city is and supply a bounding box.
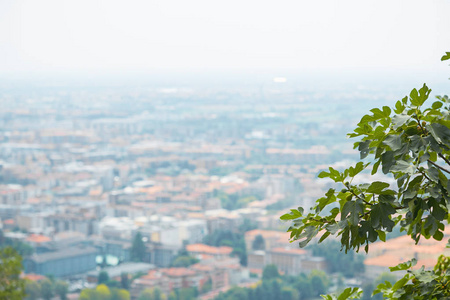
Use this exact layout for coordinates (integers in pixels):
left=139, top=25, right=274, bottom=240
left=0, top=1, right=450, bottom=300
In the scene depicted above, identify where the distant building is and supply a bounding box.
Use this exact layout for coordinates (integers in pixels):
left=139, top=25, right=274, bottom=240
left=244, top=229, right=291, bottom=251
left=300, top=256, right=328, bottom=274
left=267, top=247, right=306, bottom=275
left=186, top=244, right=233, bottom=260
left=44, top=213, right=98, bottom=236
left=23, top=246, right=98, bottom=277
left=364, top=231, right=450, bottom=279
left=86, top=262, right=155, bottom=283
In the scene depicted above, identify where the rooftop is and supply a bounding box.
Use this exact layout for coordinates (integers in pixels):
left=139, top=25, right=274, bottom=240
left=26, top=246, right=98, bottom=264
left=186, top=244, right=233, bottom=256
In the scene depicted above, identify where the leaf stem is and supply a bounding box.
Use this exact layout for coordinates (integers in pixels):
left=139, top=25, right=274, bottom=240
left=345, top=183, right=372, bottom=206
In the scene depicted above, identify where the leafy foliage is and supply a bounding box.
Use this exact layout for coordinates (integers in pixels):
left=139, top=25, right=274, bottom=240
left=282, top=83, right=450, bottom=252
left=262, top=264, right=280, bottom=280
left=98, top=271, right=110, bottom=285
left=25, top=280, right=40, bottom=300
left=252, top=234, right=266, bottom=250
left=138, top=287, right=165, bottom=300
left=282, top=53, right=450, bottom=299
left=79, top=284, right=130, bottom=300
left=131, top=232, right=146, bottom=262
left=0, top=229, right=33, bottom=257
left=215, top=265, right=329, bottom=300
left=0, top=247, right=26, bottom=300
left=54, top=280, right=69, bottom=300
left=202, top=229, right=248, bottom=266
left=171, top=255, right=199, bottom=267
left=39, top=278, right=53, bottom=300
left=373, top=255, right=450, bottom=299
left=309, top=240, right=365, bottom=278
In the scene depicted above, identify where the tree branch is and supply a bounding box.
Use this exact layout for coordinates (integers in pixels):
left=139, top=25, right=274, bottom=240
left=427, top=159, right=450, bottom=174
left=438, top=153, right=450, bottom=167
left=345, top=184, right=373, bottom=206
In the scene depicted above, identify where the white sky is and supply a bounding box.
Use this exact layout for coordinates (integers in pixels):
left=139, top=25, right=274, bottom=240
left=0, top=0, right=449, bottom=75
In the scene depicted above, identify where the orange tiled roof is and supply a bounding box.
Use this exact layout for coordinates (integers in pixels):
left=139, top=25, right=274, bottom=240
left=26, top=234, right=51, bottom=243
left=245, top=229, right=290, bottom=241
left=141, top=270, right=163, bottom=280
left=249, top=268, right=263, bottom=274
left=191, top=264, right=214, bottom=272
left=186, top=244, right=233, bottom=255
left=364, top=227, right=450, bottom=269
left=161, top=267, right=196, bottom=277
left=3, top=219, right=15, bottom=225
left=270, top=247, right=307, bottom=255
left=23, top=273, right=46, bottom=281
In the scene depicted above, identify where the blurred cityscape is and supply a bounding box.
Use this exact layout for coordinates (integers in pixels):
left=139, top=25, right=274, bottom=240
left=1, top=79, right=449, bottom=299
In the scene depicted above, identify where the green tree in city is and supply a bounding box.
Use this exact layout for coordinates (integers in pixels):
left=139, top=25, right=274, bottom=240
left=98, top=271, right=110, bottom=285
left=201, top=277, right=213, bottom=294
left=282, top=53, right=450, bottom=299
left=262, top=264, right=280, bottom=281
left=25, top=280, right=40, bottom=300
left=39, top=278, right=53, bottom=300
left=0, top=246, right=26, bottom=300
left=0, top=229, right=34, bottom=257
left=138, top=287, right=166, bottom=300
left=111, top=288, right=130, bottom=300
left=54, top=280, right=69, bottom=300
left=131, top=232, right=146, bottom=262
left=252, top=234, right=265, bottom=250
left=96, top=284, right=112, bottom=300
left=202, top=229, right=248, bottom=266
left=176, top=287, right=197, bottom=300
left=309, top=240, right=364, bottom=278
left=79, top=285, right=130, bottom=300
left=171, top=255, right=199, bottom=268
left=120, top=272, right=130, bottom=290
left=168, top=291, right=177, bottom=300
left=294, top=275, right=313, bottom=300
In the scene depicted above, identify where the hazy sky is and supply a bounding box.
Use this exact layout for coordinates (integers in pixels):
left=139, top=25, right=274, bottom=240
left=1, top=0, right=449, bottom=76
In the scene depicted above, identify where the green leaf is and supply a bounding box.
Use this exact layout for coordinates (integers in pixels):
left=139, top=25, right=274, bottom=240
left=337, top=287, right=362, bottom=300
left=315, top=189, right=337, bottom=213
left=372, top=159, right=381, bottom=175
left=392, top=113, right=410, bottom=130
left=280, top=208, right=303, bottom=220
left=441, top=52, right=450, bottom=61
left=389, top=258, right=417, bottom=271
left=392, top=276, right=409, bottom=290
left=410, top=88, right=420, bottom=106
left=433, top=230, right=444, bottom=241
left=432, top=101, right=443, bottom=109
left=378, top=230, right=386, bottom=242
left=319, top=231, right=331, bottom=243
left=417, top=84, right=431, bottom=106
left=370, top=108, right=385, bottom=120
left=358, top=140, right=371, bottom=159
left=381, top=151, right=395, bottom=174
left=426, top=123, right=450, bottom=145
left=370, top=203, right=396, bottom=230
left=367, top=181, right=390, bottom=194
left=382, top=106, right=391, bottom=117
left=318, top=171, right=330, bottom=178
left=394, top=100, right=405, bottom=114
left=391, top=160, right=415, bottom=175
left=348, top=162, right=367, bottom=177
left=342, top=200, right=364, bottom=226
left=383, top=134, right=402, bottom=151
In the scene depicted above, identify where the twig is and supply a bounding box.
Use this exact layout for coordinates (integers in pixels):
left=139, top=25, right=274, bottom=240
left=438, top=153, right=450, bottom=167
left=427, top=159, right=450, bottom=174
